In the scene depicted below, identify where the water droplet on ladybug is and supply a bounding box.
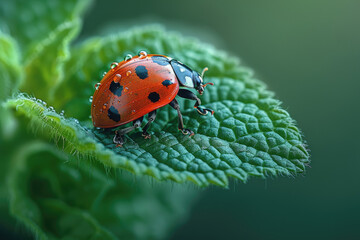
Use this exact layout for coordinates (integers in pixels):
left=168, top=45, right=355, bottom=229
left=95, top=83, right=101, bottom=90
left=114, top=74, right=121, bottom=83
left=110, top=62, right=118, bottom=69
left=138, top=51, right=147, bottom=58
left=124, top=87, right=129, bottom=92
left=103, top=103, right=107, bottom=109
left=89, top=96, right=93, bottom=103
left=102, top=72, right=107, bottom=77
left=126, top=70, right=131, bottom=76
left=124, top=54, right=133, bottom=61
left=132, top=110, right=136, bottom=114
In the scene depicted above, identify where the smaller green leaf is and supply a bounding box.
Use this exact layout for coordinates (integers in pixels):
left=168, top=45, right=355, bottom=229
left=21, top=19, right=80, bottom=102
left=0, top=32, right=23, bottom=100
left=8, top=141, right=197, bottom=239
left=0, top=32, right=23, bottom=138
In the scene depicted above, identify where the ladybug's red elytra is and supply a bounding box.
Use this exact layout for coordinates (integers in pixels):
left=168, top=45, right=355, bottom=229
left=91, top=51, right=214, bottom=146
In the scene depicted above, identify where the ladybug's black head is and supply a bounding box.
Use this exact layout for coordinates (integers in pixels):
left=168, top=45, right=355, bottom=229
left=170, top=60, right=213, bottom=95
left=192, top=68, right=214, bottom=95
left=192, top=71, right=204, bottom=94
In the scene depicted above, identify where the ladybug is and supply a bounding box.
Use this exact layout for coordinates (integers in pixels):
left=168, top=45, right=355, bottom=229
left=91, top=51, right=214, bottom=146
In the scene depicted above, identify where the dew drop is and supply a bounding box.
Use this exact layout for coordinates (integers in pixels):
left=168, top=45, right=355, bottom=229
left=74, top=119, right=79, bottom=124
left=126, top=70, right=131, bottom=76
left=89, top=115, right=92, bottom=119
left=102, top=72, right=107, bottom=77
left=89, top=96, right=93, bottom=103
left=124, top=54, right=133, bottom=61
left=60, top=110, right=65, bottom=116
left=48, top=106, right=54, bottom=112
left=110, top=62, right=118, bottom=69
left=102, top=103, right=107, bottom=109
left=138, top=50, right=148, bottom=58
left=94, top=83, right=101, bottom=90
left=124, top=87, right=129, bottom=92
left=132, top=110, right=136, bottom=114
left=113, top=74, right=121, bottom=83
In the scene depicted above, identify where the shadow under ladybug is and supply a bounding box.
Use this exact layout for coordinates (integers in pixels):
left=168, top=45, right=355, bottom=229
left=91, top=52, right=214, bottom=147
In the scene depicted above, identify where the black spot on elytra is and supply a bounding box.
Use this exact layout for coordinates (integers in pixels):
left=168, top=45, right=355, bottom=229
left=162, top=79, right=173, bottom=87
left=135, top=65, right=148, bottom=79
left=152, top=56, right=170, bottom=66
left=108, top=106, right=121, bottom=122
left=109, top=81, right=123, bottom=96
left=148, top=92, right=160, bottom=103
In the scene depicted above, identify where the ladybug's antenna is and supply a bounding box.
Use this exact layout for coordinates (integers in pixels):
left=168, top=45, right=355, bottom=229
left=201, top=67, right=214, bottom=88
left=201, top=67, right=209, bottom=78
left=202, top=82, right=214, bottom=88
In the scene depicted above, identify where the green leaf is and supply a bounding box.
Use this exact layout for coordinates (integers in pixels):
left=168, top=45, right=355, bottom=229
left=21, top=19, right=81, bottom=102
left=0, top=0, right=93, bottom=53
left=8, top=141, right=197, bottom=239
left=6, top=68, right=309, bottom=187
left=0, top=32, right=23, bottom=138
left=0, top=32, right=23, bottom=100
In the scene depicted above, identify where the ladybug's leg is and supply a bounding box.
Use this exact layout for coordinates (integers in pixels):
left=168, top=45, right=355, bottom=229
left=113, top=117, right=143, bottom=146
left=177, top=89, right=214, bottom=115
left=142, top=110, right=157, bottom=139
left=169, top=99, right=194, bottom=136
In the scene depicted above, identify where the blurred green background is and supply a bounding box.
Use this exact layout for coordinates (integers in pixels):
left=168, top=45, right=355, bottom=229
left=3, top=0, right=360, bottom=239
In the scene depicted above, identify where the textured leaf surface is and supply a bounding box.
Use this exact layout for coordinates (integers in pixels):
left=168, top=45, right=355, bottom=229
left=0, top=0, right=92, bottom=53
left=8, top=141, right=196, bottom=240
left=6, top=57, right=309, bottom=187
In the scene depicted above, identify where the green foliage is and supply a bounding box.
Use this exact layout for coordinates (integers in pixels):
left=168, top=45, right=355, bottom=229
left=0, top=0, right=92, bottom=54
left=8, top=141, right=195, bottom=240
left=0, top=0, right=310, bottom=238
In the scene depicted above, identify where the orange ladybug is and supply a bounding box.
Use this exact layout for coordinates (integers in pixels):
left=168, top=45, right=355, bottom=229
left=91, top=51, right=214, bottom=146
